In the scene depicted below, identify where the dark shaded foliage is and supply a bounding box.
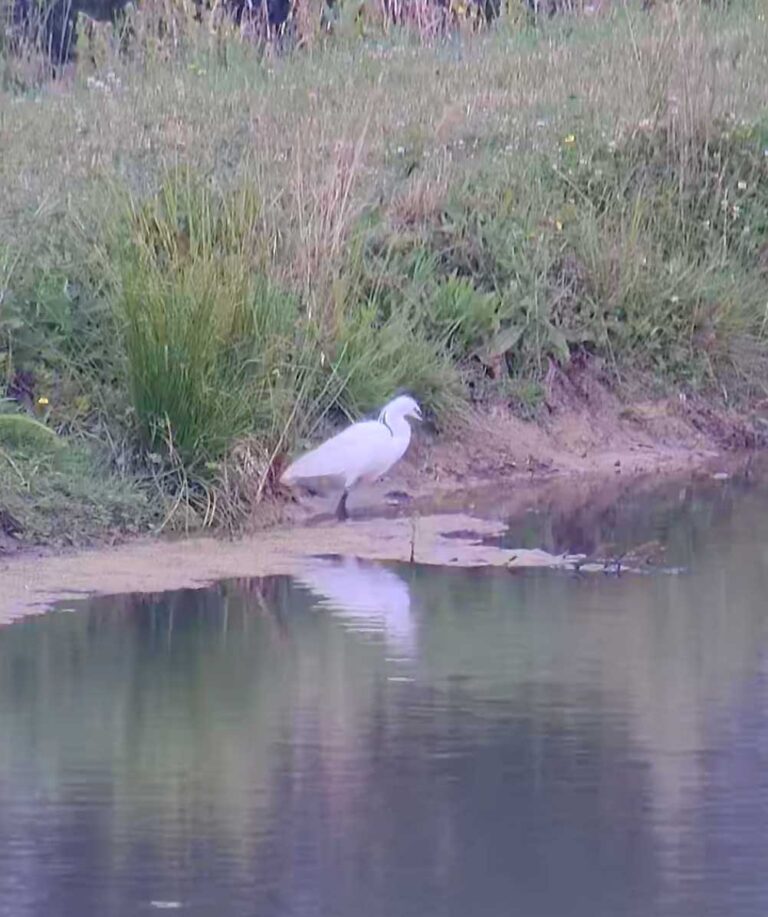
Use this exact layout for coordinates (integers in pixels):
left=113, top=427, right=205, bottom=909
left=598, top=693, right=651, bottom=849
left=7, top=0, right=292, bottom=63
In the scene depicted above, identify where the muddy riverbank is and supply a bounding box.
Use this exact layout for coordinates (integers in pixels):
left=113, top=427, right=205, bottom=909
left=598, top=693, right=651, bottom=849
left=1, top=408, right=758, bottom=624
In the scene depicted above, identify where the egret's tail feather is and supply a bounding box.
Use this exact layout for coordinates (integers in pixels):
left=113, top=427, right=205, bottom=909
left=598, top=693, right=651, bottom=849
left=280, top=449, right=337, bottom=486
left=280, top=462, right=301, bottom=486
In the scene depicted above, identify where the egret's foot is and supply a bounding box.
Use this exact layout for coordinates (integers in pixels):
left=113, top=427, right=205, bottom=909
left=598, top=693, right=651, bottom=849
left=335, top=491, right=349, bottom=522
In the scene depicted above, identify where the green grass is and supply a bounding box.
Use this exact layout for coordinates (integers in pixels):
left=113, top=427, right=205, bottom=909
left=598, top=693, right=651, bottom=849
left=2, top=0, right=768, bottom=544
left=0, top=431, right=156, bottom=545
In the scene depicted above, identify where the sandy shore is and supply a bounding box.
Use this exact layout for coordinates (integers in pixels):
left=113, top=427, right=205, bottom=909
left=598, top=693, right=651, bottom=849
left=1, top=438, right=753, bottom=624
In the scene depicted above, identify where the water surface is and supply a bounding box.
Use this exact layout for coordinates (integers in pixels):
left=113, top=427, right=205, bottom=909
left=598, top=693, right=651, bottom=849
left=1, top=476, right=768, bottom=916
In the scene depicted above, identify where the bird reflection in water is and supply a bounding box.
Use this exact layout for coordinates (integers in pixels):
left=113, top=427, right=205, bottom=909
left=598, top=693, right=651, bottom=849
left=293, top=556, right=416, bottom=659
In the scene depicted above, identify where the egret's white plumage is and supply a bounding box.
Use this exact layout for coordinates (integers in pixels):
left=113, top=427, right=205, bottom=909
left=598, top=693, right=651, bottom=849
left=280, top=394, right=422, bottom=520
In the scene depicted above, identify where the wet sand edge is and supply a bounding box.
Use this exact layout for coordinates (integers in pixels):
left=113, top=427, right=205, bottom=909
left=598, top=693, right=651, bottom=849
left=0, top=449, right=753, bottom=624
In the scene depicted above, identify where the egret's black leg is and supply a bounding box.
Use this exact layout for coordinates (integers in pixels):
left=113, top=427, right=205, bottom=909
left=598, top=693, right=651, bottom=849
left=335, top=490, right=349, bottom=522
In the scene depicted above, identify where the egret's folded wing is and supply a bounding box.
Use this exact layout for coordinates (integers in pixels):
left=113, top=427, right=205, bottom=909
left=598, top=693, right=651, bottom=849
left=281, top=421, right=388, bottom=485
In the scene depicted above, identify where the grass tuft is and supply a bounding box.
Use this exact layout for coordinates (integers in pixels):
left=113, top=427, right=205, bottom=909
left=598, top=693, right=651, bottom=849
left=0, top=439, right=156, bottom=545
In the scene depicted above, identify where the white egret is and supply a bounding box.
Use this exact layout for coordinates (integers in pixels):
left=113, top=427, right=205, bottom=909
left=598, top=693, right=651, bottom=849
left=280, top=394, right=423, bottom=521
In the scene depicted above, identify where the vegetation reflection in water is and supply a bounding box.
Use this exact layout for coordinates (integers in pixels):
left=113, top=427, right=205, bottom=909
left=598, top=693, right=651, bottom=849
left=1, top=478, right=768, bottom=916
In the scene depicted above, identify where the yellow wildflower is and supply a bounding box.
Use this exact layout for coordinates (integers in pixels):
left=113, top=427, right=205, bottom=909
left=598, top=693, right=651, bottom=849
left=555, top=220, right=563, bottom=232
left=563, top=134, right=576, bottom=145
left=37, top=396, right=49, bottom=406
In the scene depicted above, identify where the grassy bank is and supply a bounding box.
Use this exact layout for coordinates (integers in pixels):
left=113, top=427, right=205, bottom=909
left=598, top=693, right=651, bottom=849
left=2, top=0, right=768, bottom=545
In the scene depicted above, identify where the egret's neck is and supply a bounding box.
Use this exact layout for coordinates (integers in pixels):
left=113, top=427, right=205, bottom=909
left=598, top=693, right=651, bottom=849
left=381, top=411, right=412, bottom=442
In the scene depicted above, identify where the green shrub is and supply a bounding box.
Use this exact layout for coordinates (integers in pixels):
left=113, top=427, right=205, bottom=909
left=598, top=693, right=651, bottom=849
left=114, top=175, right=303, bottom=469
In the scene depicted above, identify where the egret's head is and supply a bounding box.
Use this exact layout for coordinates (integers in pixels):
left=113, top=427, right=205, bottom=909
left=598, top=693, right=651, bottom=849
left=380, top=394, right=423, bottom=423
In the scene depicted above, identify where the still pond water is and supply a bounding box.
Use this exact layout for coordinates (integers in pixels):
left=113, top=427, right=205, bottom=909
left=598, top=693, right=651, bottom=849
left=1, top=477, right=768, bottom=917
